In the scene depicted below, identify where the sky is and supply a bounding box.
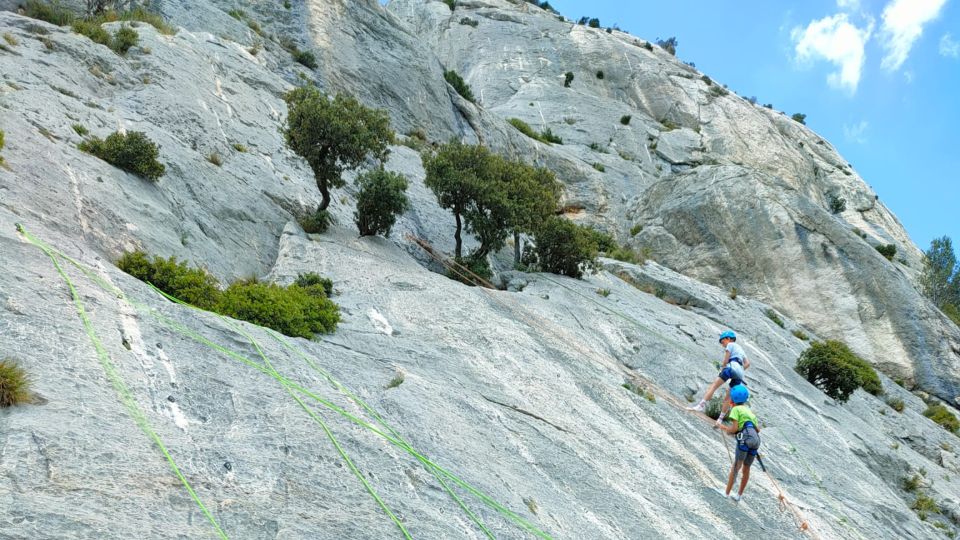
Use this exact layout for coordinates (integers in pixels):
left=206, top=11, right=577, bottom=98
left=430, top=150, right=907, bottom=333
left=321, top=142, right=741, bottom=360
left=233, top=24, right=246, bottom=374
left=540, top=0, right=959, bottom=251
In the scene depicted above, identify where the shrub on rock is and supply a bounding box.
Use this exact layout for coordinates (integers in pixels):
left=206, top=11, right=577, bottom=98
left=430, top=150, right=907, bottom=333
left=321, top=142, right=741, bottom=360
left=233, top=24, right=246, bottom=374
left=117, top=251, right=221, bottom=310
left=443, top=69, right=475, bottom=103
left=794, top=340, right=882, bottom=402
left=218, top=280, right=339, bottom=339
left=354, top=169, right=409, bottom=237
left=534, top=216, right=598, bottom=278
left=78, top=131, right=165, bottom=180
left=923, top=404, right=959, bottom=434
left=294, top=272, right=333, bottom=297
left=0, top=359, right=31, bottom=407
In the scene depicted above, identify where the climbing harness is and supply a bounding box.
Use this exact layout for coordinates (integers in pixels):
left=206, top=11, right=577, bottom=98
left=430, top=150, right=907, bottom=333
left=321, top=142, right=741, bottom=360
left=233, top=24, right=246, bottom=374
left=409, top=235, right=820, bottom=538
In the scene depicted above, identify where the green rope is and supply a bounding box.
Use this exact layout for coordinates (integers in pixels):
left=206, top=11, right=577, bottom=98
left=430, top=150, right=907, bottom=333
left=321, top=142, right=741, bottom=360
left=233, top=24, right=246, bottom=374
left=19, top=224, right=228, bottom=539
left=212, top=311, right=412, bottom=539
left=18, top=225, right=548, bottom=540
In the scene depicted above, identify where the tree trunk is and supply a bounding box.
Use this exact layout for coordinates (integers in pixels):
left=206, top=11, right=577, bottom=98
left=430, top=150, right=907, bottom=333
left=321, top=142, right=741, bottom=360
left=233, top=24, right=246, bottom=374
left=514, top=231, right=521, bottom=268
left=454, top=212, right=463, bottom=259
left=317, top=179, right=331, bottom=211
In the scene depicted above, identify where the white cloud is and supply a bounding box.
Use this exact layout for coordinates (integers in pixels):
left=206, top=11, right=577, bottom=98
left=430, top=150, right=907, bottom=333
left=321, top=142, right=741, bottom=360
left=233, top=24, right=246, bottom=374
left=941, top=33, right=960, bottom=58
left=879, top=0, right=948, bottom=71
left=844, top=120, right=869, bottom=143
left=837, top=0, right=861, bottom=11
left=792, top=14, right=874, bottom=93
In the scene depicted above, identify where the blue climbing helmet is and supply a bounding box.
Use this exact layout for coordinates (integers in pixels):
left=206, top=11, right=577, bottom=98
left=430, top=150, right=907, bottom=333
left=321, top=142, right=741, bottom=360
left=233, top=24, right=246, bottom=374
left=730, top=385, right=750, bottom=404
left=719, top=330, right=737, bottom=343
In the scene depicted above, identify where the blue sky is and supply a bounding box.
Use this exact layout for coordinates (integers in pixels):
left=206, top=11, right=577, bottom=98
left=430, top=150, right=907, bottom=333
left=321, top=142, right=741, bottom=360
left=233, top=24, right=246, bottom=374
left=542, top=0, right=959, bottom=251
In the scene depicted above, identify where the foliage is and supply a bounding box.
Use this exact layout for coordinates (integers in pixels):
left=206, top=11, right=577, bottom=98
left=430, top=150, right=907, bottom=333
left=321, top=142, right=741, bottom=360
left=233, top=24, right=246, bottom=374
left=207, top=152, right=222, bottom=166
left=117, top=251, right=221, bottom=310
left=642, top=41, right=653, bottom=51
left=284, top=86, right=393, bottom=210
left=110, top=24, right=137, bottom=53
left=596, top=288, right=610, bottom=297
left=443, top=69, right=475, bottom=103
left=592, top=162, right=605, bottom=172
left=924, top=404, right=960, bottom=434
left=78, top=131, right=165, bottom=180
left=354, top=169, right=410, bottom=237
left=620, top=115, right=632, bottom=125
left=794, top=340, right=882, bottom=402
left=630, top=224, right=643, bottom=236
left=588, top=18, right=600, bottom=28
left=442, top=0, right=455, bottom=10
left=71, top=124, right=89, bottom=136
left=596, top=70, right=604, bottom=80
left=294, top=272, right=334, bottom=297
left=792, top=329, right=809, bottom=341
left=447, top=255, right=492, bottom=286
left=0, top=129, right=4, bottom=165
left=705, top=396, right=723, bottom=420
left=875, top=244, right=897, bottom=261
left=564, top=71, right=574, bottom=87
left=828, top=193, right=847, bottom=213
left=911, top=493, right=940, bottom=520
left=729, top=287, right=738, bottom=300
left=886, top=397, right=905, bottom=412
left=502, top=160, right=562, bottom=265
left=292, top=49, right=318, bottom=68
left=765, top=309, right=784, bottom=328
left=903, top=473, right=923, bottom=492
left=0, top=359, right=31, bottom=407
left=24, top=0, right=76, bottom=25
left=218, top=280, right=339, bottom=339
left=507, top=118, right=562, bottom=144
left=919, top=236, right=960, bottom=313
left=656, top=36, right=677, bottom=55
left=386, top=372, right=405, bottom=389
left=298, top=208, right=332, bottom=234
left=791, top=113, right=807, bottom=124
left=459, top=17, right=478, bottom=27
left=72, top=19, right=112, bottom=47
left=708, top=85, right=729, bottom=98
left=534, top=216, right=599, bottom=278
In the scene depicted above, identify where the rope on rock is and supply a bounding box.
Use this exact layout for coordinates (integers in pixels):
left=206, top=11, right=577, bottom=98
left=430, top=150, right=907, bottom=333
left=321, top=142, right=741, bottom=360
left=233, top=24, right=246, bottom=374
left=17, top=225, right=545, bottom=540
left=408, top=235, right=819, bottom=538
left=18, top=223, right=229, bottom=540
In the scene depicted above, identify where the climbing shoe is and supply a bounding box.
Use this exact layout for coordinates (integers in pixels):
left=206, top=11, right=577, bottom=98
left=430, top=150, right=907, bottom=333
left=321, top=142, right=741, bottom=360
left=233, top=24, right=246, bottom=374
left=730, top=493, right=741, bottom=503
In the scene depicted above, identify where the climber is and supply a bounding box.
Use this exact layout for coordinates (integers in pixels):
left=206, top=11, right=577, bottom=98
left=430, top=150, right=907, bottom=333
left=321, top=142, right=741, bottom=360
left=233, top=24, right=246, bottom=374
left=687, top=330, right=750, bottom=424
left=714, top=384, right=761, bottom=502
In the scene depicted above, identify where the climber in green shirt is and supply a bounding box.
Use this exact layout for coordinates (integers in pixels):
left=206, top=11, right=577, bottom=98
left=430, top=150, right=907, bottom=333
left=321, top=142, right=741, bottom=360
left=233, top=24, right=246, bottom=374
left=714, top=384, right=761, bottom=502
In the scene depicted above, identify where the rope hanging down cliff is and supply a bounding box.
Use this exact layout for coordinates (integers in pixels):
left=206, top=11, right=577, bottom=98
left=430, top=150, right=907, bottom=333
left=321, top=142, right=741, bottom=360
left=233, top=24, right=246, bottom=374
left=408, top=234, right=818, bottom=538
left=17, top=224, right=549, bottom=540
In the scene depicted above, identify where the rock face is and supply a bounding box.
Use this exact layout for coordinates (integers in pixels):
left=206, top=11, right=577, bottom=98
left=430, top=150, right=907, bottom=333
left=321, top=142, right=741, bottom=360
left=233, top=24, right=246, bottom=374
left=2, top=1, right=960, bottom=539
left=387, top=0, right=960, bottom=404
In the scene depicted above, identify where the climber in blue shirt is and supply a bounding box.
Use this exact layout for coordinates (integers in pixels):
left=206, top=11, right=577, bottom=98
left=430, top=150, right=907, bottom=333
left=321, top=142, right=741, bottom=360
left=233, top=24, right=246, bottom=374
left=688, top=331, right=750, bottom=424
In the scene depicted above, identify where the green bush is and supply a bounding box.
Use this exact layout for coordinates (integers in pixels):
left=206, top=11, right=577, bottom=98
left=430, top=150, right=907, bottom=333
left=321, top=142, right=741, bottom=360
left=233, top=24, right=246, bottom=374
left=924, top=404, right=960, bottom=434
left=630, top=224, right=642, bottom=236
left=0, top=129, right=5, bottom=165
left=620, top=115, right=632, bottom=125
left=72, top=19, right=111, bottom=46
left=705, top=395, right=723, bottom=420
left=903, top=473, right=922, bottom=492
left=592, top=162, right=605, bottom=172
left=564, top=71, right=574, bottom=87
left=443, top=69, right=475, bottom=103
left=459, top=17, right=478, bottom=27
left=792, top=113, right=807, bottom=125
left=656, top=37, right=677, bottom=55
left=534, top=216, right=598, bottom=278
left=0, top=359, right=31, bottom=407
left=792, top=329, right=809, bottom=340
left=828, top=193, right=847, bottom=213
left=588, top=18, right=600, bottom=28
left=596, top=70, right=604, bottom=79
left=24, top=0, right=75, bottom=26
left=911, top=493, right=940, bottom=520
left=447, top=255, right=492, bottom=286
left=794, top=340, right=882, bottom=402
left=943, top=303, right=960, bottom=327
left=354, top=169, right=409, bottom=237
left=218, top=280, right=339, bottom=339
left=117, top=251, right=221, bottom=310
left=876, top=244, right=897, bottom=261
left=443, top=0, right=456, bottom=10
left=71, top=124, right=88, bottom=136
left=541, top=128, right=563, bottom=144
left=507, top=118, right=562, bottom=144
left=111, top=25, right=138, bottom=54
left=298, top=208, right=332, bottom=234
left=887, top=397, right=905, bottom=412
left=78, top=131, right=165, bottom=180
left=292, top=49, right=318, bottom=69
left=294, top=272, right=333, bottom=297
left=765, top=309, right=785, bottom=328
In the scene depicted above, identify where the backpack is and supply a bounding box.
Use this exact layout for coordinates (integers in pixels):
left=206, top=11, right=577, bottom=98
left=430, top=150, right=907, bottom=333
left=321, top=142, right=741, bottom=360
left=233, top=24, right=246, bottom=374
left=737, top=422, right=761, bottom=454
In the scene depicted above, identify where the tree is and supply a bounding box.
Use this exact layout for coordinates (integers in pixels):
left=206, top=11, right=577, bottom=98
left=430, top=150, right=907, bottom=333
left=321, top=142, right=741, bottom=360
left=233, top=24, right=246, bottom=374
left=791, top=113, right=807, bottom=125
left=794, top=340, right=881, bottom=402
left=354, top=169, right=409, bottom=237
left=534, top=217, right=599, bottom=278
left=920, top=236, right=960, bottom=309
left=423, top=141, right=489, bottom=259
left=588, top=18, right=600, bottom=28
left=503, top=162, right=562, bottom=266
left=656, top=37, right=678, bottom=55
left=283, top=87, right=393, bottom=211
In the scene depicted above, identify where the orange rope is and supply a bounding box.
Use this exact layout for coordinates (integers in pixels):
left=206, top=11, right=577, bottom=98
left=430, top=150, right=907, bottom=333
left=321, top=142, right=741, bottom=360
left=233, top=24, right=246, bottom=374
left=407, top=235, right=819, bottom=537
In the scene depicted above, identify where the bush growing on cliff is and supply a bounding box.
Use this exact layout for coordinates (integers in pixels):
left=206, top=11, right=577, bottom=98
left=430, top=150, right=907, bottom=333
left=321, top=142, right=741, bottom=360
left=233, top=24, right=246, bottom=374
left=110, top=24, right=138, bottom=54
left=791, top=113, right=807, bottom=125
left=354, top=169, right=409, bottom=237
left=78, top=131, right=165, bottom=181
left=508, top=118, right=562, bottom=144
left=443, top=69, right=475, bottom=103
left=656, top=37, right=677, bottom=55
left=533, top=217, right=599, bottom=278
left=828, top=193, right=847, bottom=214
left=564, top=71, right=574, bottom=87
left=0, top=359, right=31, bottom=407
left=117, top=251, right=339, bottom=337
left=295, top=272, right=333, bottom=297
left=0, top=129, right=5, bottom=165
left=919, top=236, right=960, bottom=327
left=795, top=340, right=882, bottom=402
left=924, top=404, right=960, bottom=434
left=284, top=86, right=393, bottom=212
left=876, top=244, right=897, bottom=261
